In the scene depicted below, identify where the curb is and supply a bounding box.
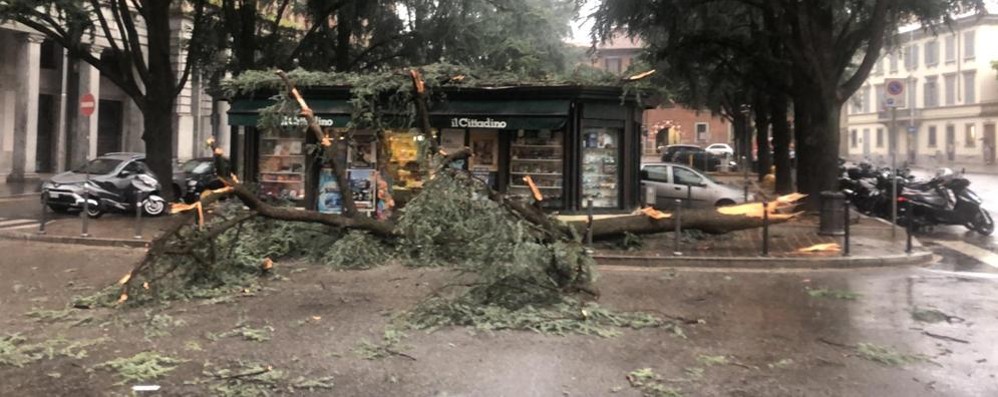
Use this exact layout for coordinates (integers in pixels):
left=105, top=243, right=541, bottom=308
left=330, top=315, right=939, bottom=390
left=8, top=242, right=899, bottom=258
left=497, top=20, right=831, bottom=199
left=593, top=249, right=933, bottom=269
left=0, top=230, right=150, bottom=249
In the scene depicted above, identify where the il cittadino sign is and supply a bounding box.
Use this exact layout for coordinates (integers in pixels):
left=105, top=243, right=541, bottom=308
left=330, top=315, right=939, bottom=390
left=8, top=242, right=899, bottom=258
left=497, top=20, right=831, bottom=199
left=281, top=116, right=335, bottom=127
left=450, top=117, right=507, bottom=129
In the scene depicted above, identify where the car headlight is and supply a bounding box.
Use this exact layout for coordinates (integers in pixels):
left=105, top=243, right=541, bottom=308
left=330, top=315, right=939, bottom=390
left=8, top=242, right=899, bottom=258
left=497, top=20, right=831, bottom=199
left=187, top=180, right=198, bottom=187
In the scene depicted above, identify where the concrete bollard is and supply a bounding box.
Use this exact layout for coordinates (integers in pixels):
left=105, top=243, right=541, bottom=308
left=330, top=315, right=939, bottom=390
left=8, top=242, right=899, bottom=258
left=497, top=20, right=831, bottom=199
left=905, top=201, right=913, bottom=254
left=843, top=199, right=851, bottom=257
left=134, top=194, right=143, bottom=239
left=762, top=200, right=769, bottom=257
left=38, top=192, right=47, bottom=235
left=80, top=170, right=90, bottom=238
left=674, top=199, right=682, bottom=255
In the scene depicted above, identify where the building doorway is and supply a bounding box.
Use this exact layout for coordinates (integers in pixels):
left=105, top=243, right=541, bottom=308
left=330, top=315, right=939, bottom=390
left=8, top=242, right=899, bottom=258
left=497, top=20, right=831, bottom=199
left=984, top=123, right=995, bottom=165
left=97, top=99, right=123, bottom=155
left=35, top=94, right=55, bottom=172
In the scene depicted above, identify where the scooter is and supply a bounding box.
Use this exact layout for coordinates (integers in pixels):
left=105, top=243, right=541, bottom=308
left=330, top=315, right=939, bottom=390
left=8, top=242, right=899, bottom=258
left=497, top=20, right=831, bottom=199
left=83, top=173, right=168, bottom=218
left=898, top=169, right=994, bottom=236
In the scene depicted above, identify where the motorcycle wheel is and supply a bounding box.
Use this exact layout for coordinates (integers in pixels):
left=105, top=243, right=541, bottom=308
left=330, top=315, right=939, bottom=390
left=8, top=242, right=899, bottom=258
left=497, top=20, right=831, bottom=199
left=970, top=209, right=994, bottom=236
left=143, top=198, right=166, bottom=217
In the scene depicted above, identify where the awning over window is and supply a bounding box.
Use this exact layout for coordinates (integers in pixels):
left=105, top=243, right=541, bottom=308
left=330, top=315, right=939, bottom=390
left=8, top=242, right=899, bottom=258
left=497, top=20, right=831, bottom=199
left=227, top=99, right=353, bottom=127
left=429, top=99, right=570, bottom=130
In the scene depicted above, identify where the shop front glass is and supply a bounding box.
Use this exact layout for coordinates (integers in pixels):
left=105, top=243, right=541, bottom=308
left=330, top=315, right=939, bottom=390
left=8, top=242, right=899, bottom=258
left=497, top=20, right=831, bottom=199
left=509, top=129, right=564, bottom=208
left=582, top=127, right=621, bottom=208
left=258, top=126, right=306, bottom=202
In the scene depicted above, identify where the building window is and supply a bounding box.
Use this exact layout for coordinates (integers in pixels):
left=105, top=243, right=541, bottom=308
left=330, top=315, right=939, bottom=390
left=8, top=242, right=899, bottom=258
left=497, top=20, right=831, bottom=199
left=944, top=74, right=956, bottom=106
left=905, top=44, right=919, bottom=70
left=945, top=35, right=955, bottom=63
left=889, top=53, right=898, bottom=73
left=964, top=30, right=975, bottom=60
left=874, top=59, right=883, bottom=75
left=851, top=129, right=858, bottom=148
left=928, top=126, right=937, bottom=148
left=963, top=71, right=976, bottom=104
left=965, top=124, right=977, bottom=148
left=39, top=40, right=57, bottom=69
left=907, top=79, right=917, bottom=108
left=850, top=95, right=862, bottom=114
left=604, top=57, right=621, bottom=74
left=874, top=84, right=884, bottom=110
left=923, top=76, right=938, bottom=108
left=925, top=40, right=938, bottom=67
left=876, top=128, right=884, bottom=148
left=695, top=123, right=709, bottom=142
left=862, top=86, right=871, bottom=113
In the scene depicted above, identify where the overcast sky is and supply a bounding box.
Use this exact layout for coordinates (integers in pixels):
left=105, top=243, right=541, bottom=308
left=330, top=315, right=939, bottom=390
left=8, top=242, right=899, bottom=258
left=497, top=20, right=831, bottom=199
left=569, top=0, right=598, bottom=45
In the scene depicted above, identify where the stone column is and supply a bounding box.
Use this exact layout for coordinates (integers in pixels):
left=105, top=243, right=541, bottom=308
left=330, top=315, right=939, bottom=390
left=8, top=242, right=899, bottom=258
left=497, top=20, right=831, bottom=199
left=7, top=33, right=43, bottom=182
left=54, top=47, right=69, bottom=172
left=71, top=48, right=101, bottom=167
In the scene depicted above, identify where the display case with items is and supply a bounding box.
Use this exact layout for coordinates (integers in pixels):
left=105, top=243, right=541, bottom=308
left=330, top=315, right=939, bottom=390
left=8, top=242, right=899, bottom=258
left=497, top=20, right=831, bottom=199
left=259, top=128, right=306, bottom=201
left=582, top=128, right=620, bottom=208
left=509, top=129, right=564, bottom=208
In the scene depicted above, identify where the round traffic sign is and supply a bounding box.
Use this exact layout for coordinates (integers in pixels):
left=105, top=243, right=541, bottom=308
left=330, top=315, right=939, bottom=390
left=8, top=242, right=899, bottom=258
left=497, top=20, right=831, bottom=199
left=886, top=81, right=904, bottom=95
left=80, top=93, right=95, bottom=117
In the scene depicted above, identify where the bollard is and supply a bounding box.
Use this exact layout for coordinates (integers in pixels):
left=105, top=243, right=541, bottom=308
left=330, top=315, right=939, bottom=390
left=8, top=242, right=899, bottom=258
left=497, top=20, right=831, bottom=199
left=134, top=193, right=143, bottom=239
left=762, top=200, right=769, bottom=256
left=38, top=191, right=47, bottom=235
left=905, top=201, right=913, bottom=254
left=585, top=198, right=593, bottom=246
left=742, top=155, right=749, bottom=201
left=80, top=170, right=90, bottom=238
left=674, top=199, right=682, bottom=255
left=843, top=199, right=851, bottom=257
left=686, top=184, right=692, bottom=209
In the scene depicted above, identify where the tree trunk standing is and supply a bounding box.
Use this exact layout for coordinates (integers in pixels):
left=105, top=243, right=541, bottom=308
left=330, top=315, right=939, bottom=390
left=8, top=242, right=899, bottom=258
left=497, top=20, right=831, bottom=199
left=335, top=3, right=354, bottom=71
left=770, top=92, right=793, bottom=194
left=792, top=92, right=812, bottom=195
left=730, top=111, right=747, bottom=164
left=753, top=93, right=771, bottom=181
left=802, top=98, right=842, bottom=198
left=140, top=0, right=179, bottom=201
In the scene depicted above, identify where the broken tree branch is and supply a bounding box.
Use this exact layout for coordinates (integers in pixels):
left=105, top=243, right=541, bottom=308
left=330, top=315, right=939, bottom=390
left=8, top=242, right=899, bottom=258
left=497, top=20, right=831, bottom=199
left=275, top=69, right=358, bottom=216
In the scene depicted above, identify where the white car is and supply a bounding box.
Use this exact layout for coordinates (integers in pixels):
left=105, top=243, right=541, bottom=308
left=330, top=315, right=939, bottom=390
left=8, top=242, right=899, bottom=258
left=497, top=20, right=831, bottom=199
left=705, top=143, right=734, bottom=157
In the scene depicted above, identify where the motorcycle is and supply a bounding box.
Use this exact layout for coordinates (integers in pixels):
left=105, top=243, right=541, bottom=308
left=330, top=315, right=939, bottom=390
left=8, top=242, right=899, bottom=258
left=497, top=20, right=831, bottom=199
left=898, top=168, right=994, bottom=236
left=83, top=173, right=168, bottom=218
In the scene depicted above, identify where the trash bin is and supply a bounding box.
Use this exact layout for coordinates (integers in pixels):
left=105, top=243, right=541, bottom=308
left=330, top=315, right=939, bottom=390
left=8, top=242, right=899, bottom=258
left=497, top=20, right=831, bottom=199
left=818, top=191, right=846, bottom=236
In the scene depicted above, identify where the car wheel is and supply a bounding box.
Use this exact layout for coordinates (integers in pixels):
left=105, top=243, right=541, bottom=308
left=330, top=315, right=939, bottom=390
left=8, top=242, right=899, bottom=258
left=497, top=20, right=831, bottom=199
left=715, top=199, right=736, bottom=207
left=85, top=203, right=104, bottom=218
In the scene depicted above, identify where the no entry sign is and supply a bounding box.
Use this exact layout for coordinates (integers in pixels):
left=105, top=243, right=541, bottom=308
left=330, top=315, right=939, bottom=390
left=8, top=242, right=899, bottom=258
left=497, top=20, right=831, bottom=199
left=80, top=93, right=96, bottom=117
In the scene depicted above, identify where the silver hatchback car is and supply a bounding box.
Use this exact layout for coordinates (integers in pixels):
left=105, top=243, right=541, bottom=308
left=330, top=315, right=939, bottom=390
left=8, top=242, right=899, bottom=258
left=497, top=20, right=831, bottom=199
left=640, top=163, right=753, bottom=209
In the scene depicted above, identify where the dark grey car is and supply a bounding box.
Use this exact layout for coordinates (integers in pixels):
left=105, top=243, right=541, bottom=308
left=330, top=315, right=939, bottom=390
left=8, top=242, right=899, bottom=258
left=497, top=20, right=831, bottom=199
left=41, top=152, right=165, bottom=216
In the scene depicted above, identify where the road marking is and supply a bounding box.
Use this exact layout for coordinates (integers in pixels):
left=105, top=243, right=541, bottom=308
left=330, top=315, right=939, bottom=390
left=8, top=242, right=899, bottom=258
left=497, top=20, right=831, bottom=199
left=919, top=268, right=998, bottom=280
left=0, top=217, right=41, bottom=230
left=933, top=240, right=998, bottom=269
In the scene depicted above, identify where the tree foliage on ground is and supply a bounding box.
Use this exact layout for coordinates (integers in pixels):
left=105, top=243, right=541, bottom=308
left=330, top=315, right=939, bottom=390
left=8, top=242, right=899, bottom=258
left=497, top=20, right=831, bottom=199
left=593, top=0, right=985, bottom=199
left=0, top=0, right=213, bottom=200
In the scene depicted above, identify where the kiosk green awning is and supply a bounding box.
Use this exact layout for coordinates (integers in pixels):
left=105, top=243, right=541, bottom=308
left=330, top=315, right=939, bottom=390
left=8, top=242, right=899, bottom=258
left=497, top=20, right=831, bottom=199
left=429, top=99, right=570, bottom=130
left=228, top=99, right=353, bottom=127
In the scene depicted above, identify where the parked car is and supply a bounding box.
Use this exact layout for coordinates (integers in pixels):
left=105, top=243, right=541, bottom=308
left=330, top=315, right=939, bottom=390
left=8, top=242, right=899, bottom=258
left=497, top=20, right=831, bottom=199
left=705, top=143, right=734, bottom=157
left=41, top=152, right=167, bottom=217
left=640, top=163, right=754, bottom=209
left=660, top=144, right=703, bottom=162
left=173, top=158, right=225, bottom=203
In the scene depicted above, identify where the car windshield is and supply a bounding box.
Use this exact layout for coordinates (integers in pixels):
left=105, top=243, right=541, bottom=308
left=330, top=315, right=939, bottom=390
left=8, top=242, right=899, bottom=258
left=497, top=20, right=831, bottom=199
left=181, top=160, right=212, bottom=174
left=73, top=158, right=122, bottom=175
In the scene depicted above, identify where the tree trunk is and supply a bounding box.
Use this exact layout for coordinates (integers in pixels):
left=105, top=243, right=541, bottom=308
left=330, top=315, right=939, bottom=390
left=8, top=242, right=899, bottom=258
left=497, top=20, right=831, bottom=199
left=770, top=92, right=793, bottom=194
left=753, top=92, right=771, bottom=181
left=794, top=80, right=841, bottom=207
left=568, top=206, right=796, bottom=239
left=335, top=3, right=354, bottom=71
left=792, top=91, right=812, bottom=195
left=142, top=101, right=176, bottom=202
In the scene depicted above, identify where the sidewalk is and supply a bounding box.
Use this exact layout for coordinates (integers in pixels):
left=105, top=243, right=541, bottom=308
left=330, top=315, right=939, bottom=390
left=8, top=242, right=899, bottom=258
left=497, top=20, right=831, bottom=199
left=0, top=213, right=177, bottom=248
left=593, top=213, right=930, bottom=268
